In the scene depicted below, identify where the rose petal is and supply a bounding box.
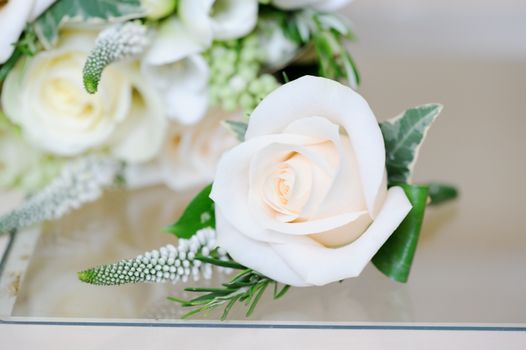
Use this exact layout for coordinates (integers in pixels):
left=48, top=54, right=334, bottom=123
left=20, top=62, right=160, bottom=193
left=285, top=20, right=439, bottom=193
left=246, top=76, right=386, bottom=217
left=283, top=116, right=367, bottom=219
left=216, top=209, right=309, bottom=286
left=211, top=133, right=321, bottom=244
left=248, top=141, right=334, bottom=222
left=309, top=211, right=371, bottom=247
left=270, top=186, right=412, bottom=286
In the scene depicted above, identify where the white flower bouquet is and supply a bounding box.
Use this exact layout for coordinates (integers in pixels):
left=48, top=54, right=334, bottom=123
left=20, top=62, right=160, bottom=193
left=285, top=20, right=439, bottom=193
left=0, top=0, right=458, bottom=320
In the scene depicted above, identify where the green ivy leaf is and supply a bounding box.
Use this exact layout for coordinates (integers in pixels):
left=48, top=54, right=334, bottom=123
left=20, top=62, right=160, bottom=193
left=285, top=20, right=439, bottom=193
left=223, top=120, right=248, bottom=142
left=33, top=0, right=145, bottom=49
left=381, top=104, right=443, bottom=185
left=427, top=182, right=459, bottom=206
left=372, top=184, right=429, bottom=283
left=165, top=184, right=215, bottom=239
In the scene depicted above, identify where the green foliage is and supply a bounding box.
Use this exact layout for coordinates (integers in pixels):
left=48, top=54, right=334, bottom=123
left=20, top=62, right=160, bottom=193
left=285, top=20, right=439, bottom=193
left=280, top=10, right=360, bottom=89
left=206, top=34, right=279, bottom=113
left=427, top=182, right=459, bottom=205
left=372, top=184, right=429, bottom=283
left=381, top=104, right=443, bottom=185
left=165, top=184, right=215, bottom=239
left=169, top=257, right=290, bottom=320
left=33, top=0, right=145, bottom=49
left=223, top=120, right=248, bottom=142
left=0, top=27, right=40, bottom=83
left=0, top=51, right=22, bottom=83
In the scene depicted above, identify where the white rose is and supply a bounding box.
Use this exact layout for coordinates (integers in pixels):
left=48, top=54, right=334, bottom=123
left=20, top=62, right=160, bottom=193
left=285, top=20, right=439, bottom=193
left=211, top=76, right=412, bottom=287
left=124, top=109, right=240, bottom=191
left=0, top=0, right=56, bottom=63
left=159, top=109, right=240, bottom=190
left=179, top=0, right=258, bottom=42
left=1, top=30, right=166, bottom=163
left=142, top=18, right=210, bottom=125
left=272, top=0, right=352, bottom=11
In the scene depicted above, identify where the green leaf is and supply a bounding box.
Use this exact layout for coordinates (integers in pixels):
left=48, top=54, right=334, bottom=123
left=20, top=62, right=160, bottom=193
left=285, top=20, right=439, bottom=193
left=223, top=120, right=248, bottom=142
left=194, top=255, right=246, bottom=270
left=33, top=0, right=145, bottom=49
left=381, top=104, right=443, bottom=185
left=427, top=182, right=459, bottom=206
left=372, top=184, right=429, bottom=283
left=246, top=282, right=268, bottom=317
left=165, top=184, right=215, bottom=239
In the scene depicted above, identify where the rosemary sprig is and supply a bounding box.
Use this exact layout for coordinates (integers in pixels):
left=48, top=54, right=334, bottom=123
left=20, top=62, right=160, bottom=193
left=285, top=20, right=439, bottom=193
left=169, top=255, right=290, bottom=320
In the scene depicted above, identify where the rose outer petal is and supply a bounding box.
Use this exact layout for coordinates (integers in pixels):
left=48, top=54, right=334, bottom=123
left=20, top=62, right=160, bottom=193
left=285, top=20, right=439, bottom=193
left=215, top=209, right=310, bottom=287
left=270, top=186, right=412, bottom=286
left=246, top=76, right=386, bottom=218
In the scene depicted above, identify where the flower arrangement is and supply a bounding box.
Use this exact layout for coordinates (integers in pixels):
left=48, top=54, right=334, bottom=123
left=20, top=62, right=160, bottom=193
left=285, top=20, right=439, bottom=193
left=0, top=0, right=458, bottom=320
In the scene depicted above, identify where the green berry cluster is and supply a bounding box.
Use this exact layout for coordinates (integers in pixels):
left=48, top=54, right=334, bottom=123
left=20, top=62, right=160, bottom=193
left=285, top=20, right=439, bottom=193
left=206, top=34, right=279, bottom=114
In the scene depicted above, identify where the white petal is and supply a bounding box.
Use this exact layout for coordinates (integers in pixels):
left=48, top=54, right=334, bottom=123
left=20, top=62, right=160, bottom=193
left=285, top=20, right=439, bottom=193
left=160, top=109, right=240, bottom=191
left=142, top=54, right=210, bottom=125
left=164, top=88, right=209, bottom=125
left=209, top=0, right=258, bottom=40
left=216, top=209, right=309, bottom=286
left=211, top=133, right=321, bottom=244
left=179, top=0, right=214, bottom=47
left=309, top=211, right=372, bottom=248
left=283, top=116, right=367, bottom=219
left=271, top=186, right=412, bottom=286
left=246, top=76, right=386, bottom=217
left=0, top=0, right=33, bottom=64
left=144, top=18, right=207, bottom=65
left=109, top=69, right=167, bottom=163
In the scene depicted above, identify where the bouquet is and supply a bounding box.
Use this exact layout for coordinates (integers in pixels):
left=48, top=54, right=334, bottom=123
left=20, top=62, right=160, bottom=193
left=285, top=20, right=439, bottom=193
left=0, top=0, right=458, bottom=320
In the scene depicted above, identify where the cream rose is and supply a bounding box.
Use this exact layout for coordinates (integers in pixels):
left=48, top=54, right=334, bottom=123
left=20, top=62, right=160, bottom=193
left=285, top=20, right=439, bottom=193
left=211, top=76, right=412, bottom=287
left=0, top=0, right=56, bottom=64
left=1, top=30, right=166, bottom=163
left=159, top=109, right=240, bottom=190
left=125, top=109, right=240, bottom=190
left=272, top=0, right=352, bottom=11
